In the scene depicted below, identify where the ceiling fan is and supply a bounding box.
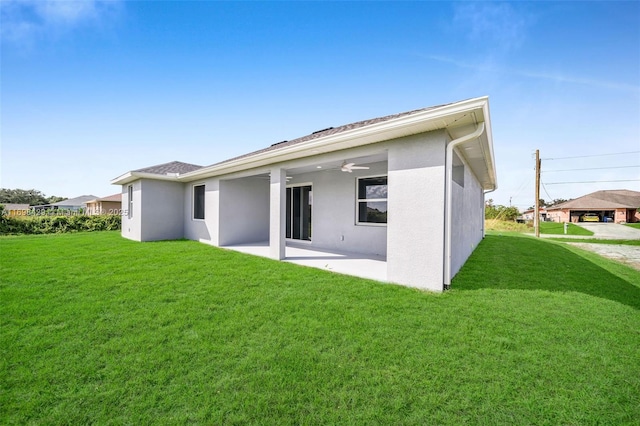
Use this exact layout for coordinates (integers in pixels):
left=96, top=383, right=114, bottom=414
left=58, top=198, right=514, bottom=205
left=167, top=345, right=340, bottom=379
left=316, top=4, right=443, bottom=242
left=341, top=162, right=370, bottom=173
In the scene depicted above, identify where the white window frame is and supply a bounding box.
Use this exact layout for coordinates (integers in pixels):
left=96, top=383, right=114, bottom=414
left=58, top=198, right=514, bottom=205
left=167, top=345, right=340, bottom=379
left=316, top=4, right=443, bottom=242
left=192, top=183, right=205, bottom=220
left=355, top=175, right=388, bottom=227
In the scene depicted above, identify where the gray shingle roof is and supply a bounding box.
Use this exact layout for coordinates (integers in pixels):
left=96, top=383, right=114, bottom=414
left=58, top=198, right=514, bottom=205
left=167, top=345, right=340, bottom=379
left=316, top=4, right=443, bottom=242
left=51, top=195, right=99, bottom=207
left=134, top=161, right=203, bottom=175
left=205, top=103, right=451, bottom=168
left=133, top=101, right=455, bottom=177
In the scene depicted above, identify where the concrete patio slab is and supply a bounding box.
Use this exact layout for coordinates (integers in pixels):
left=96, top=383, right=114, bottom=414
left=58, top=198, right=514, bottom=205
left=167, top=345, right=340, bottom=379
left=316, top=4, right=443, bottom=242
left=221, top=241, right=387, bottom=282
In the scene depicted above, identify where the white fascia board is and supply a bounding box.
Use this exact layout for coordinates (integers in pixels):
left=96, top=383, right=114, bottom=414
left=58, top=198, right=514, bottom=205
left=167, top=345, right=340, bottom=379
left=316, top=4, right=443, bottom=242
left=179, top=97, right=491, bottom=182
left=110, top=172, right=135, bottom=185
left=482, top=100, right=498, bottom=190
left=449, top=98, right=497, bottom=191
left=110, top=171, right=181, bottom=186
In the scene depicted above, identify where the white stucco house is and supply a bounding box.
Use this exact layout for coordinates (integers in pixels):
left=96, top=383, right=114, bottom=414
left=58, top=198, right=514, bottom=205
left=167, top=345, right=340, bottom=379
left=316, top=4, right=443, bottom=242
left=112, top=96, right=497, bottom=292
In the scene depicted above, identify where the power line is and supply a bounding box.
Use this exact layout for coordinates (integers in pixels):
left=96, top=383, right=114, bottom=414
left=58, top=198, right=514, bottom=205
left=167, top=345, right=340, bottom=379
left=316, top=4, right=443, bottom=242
left=545, top=179, right=640, bottom=185
left=541, top=181, right=554, bottom=200
left=543, top=165, right=640, bottom=173
left=509, top=176, right=531, bottom=201
left=541, top=150, right=640, bottom=161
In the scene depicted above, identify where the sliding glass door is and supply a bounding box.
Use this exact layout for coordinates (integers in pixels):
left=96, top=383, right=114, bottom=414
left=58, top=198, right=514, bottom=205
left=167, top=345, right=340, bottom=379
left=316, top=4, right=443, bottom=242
left=286, top=185, right=312, bottom=241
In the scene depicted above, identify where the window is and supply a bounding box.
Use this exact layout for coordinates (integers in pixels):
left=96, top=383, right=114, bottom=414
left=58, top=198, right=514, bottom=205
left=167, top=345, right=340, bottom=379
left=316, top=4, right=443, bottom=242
left=127, top=185, right=133, bottom=219
left=193, top=184, right=205, bottom=220
left=357, top=176, right=387, bottom=224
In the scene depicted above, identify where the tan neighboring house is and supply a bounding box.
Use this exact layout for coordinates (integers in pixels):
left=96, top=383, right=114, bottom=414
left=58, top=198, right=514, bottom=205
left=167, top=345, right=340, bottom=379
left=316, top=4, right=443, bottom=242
left=1, top=203, right=30, bottom=217
left=545, top=190, right=640, bottom=223
left=85, top=194, right=122, bottom=215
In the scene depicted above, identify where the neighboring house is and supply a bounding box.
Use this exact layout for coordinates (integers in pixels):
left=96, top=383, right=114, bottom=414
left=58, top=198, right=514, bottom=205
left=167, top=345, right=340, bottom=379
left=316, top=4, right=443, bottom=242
left=85, top=194, right=122, bottom=215
left=545, top=190, right=640, bottom=223
left=1, top=203, right=30, bottom=217
left=521, top=207, right=547, bottom=222
left=32, top=195, right=98, bottom=212
left=112, top=97, right=497, bottom=292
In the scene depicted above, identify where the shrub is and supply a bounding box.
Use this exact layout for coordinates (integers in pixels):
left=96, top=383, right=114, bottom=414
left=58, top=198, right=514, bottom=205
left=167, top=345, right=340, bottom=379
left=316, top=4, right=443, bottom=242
left=0, top=214, right=121, bottom=235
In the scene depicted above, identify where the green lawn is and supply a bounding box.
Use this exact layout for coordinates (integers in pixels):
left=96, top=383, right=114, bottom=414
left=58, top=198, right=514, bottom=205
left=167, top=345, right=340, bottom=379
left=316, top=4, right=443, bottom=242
left=626, top=223, right=640, bottom=230
left=2, top=232, right=639, bottom=424
left=539, top=221, right=594, bottom=235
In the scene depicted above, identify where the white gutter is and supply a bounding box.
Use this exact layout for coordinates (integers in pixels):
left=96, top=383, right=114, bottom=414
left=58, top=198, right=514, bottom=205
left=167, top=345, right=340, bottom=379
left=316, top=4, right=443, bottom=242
left=443, top=122, right=485, bottom=289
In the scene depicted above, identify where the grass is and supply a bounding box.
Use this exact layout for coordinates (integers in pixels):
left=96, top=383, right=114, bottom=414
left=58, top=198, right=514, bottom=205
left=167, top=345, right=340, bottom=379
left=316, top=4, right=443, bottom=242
left=626, top=223, right=640, bottom=230
left=485, top=220, right=594, bottom=236
left=538, top=221, right=594, bottom=235
left=484, top=218, right=529, bottom=233
left=2, top=232, right=640, bottom=424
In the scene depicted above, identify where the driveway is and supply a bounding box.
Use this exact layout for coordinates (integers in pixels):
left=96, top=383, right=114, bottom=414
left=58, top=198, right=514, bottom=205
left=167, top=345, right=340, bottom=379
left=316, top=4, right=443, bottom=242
left=567, top=242, right=640, bottom=271
left=545, top=223, right=640, bottom=270
left=560, top=223, right=640, bottom=271
left=574, top=223, right=640, bottom=240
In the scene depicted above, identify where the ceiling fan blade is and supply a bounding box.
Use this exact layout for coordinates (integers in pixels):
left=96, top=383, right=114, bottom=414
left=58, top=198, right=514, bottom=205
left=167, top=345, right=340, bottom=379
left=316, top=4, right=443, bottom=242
left=340, top=161, right=369, bottom=172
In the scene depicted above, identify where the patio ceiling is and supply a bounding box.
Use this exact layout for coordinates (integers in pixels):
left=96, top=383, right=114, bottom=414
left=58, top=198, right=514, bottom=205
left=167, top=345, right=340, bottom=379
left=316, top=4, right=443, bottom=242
left=285, top=152, right=388, bottom=176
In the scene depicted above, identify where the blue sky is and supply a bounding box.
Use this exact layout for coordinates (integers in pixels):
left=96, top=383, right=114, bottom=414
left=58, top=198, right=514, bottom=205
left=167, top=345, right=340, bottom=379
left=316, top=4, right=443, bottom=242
left=1, top=1, right=638, bottom=209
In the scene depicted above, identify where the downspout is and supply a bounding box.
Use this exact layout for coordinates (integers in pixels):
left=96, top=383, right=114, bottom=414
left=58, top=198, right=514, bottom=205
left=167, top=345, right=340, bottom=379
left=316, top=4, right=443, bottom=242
left=443, top=122, right=485, bottom=290
left=482, top=188, right=497, bottom=238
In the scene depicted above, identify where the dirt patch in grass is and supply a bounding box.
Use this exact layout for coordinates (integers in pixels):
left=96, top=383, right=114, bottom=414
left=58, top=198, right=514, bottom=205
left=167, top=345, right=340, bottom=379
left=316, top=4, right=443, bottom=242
left=568, top=243, right=640, bottom=271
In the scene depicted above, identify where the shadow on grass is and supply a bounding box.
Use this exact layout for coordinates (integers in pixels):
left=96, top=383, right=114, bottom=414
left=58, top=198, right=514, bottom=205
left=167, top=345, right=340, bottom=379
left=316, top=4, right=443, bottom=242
left=453, top=234, right=640, bottom=310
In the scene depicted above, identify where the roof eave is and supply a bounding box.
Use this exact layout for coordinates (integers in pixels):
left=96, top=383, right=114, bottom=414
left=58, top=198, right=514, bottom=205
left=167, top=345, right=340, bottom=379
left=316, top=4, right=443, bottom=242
left=179, top=97, right=495, bottom=186
left=110, top=171, right=181, bottom=186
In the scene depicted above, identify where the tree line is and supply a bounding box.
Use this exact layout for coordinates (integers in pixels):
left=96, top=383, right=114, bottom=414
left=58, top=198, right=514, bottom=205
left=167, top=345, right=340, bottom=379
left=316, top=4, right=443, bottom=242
left=527, top=198, right=570, bottom=210
left=0, top=188, right=67, bottom=206
left=485, top=199, right=519, bottom=221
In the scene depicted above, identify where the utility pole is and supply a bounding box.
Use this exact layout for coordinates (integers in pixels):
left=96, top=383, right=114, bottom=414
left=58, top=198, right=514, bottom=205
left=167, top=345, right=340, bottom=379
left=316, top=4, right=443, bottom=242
left=535, top=149, right=541, bottom=238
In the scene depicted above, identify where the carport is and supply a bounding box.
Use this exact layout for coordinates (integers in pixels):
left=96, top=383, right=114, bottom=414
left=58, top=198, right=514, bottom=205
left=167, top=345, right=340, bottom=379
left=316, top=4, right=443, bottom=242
left=569, top=210, right=615, bottom=223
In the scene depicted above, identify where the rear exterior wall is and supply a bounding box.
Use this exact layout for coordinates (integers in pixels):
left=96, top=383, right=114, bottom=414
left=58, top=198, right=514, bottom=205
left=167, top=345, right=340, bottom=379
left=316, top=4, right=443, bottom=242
left=286, top=162, right=388, bottom=257
left=140, top=180, right=184, bottom=241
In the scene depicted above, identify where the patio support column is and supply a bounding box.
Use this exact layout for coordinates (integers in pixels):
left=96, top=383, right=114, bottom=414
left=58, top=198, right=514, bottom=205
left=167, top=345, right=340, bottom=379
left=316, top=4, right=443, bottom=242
left=387, top=134, right=446, bottom=291
left=270, top=167, right=286, bottom=260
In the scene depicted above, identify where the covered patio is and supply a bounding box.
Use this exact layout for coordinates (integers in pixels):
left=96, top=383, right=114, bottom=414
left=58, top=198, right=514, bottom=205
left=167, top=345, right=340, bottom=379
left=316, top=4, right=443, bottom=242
left=221, top=242, right=387, bottom=282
